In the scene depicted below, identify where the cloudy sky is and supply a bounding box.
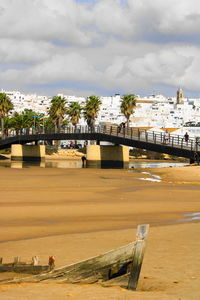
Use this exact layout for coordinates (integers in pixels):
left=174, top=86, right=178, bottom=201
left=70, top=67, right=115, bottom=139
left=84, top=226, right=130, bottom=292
left=0, top=0, right=200, bottom=97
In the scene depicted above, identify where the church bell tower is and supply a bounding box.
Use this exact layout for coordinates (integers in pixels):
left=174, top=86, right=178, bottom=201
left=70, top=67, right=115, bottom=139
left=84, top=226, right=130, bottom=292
left=177, top=88, right=184, bottom=104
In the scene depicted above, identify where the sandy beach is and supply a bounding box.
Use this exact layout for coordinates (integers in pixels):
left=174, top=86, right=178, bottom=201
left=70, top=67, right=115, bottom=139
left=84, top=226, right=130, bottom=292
left=0, top=165, right=200, bottom=299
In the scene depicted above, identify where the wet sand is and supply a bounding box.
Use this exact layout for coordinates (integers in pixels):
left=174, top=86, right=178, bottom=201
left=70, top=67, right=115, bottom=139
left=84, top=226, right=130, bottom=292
left=0, top=165, right=200, bottom=299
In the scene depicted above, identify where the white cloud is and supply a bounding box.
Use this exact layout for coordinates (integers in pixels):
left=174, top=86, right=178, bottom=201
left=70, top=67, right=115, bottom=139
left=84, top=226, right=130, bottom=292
left=128, top=48, right=193, bottom=83
left=0, top=52, right=101, bottom=84
left=1, top=0, right=200, bottom=43
left=0, top=39, right=55, bottom=63
left=126, top=0, right=200, bottom=38
left=28, top=52, right=101, bottom=83
left=0, top=0, right=92, bottom=45
left=92, top=0, right=135, bottom=38
left=0, top=0, right=200, bottom=96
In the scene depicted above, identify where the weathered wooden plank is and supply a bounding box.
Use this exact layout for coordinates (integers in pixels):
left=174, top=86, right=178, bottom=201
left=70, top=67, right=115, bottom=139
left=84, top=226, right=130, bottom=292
left=14, top=257, right=20, bottom=265
left=32, top=256, right=39, bottom=266
left=136, top=224, right=149, bottom=241
left=128, top=224, right=149, bottom=291
left=0, top=265, right=50, bottom=274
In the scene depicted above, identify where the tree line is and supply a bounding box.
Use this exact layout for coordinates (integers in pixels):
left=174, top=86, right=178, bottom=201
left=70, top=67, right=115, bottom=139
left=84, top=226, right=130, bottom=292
left=0, top=92, right=136, bottom=137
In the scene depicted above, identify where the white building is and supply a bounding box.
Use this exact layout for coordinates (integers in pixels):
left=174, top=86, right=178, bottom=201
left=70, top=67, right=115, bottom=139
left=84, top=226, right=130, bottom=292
left=1, top=88, right=199, bottom=137
left=97, top=94, right=125, bottom=125
left=1, top=89, right=50, bottom=115
left=133, top=93, right=200, bottom=129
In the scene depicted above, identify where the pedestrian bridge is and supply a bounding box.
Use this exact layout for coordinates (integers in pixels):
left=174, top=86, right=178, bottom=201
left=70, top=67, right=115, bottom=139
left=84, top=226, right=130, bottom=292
left=0, top=125, right=199, bottom=163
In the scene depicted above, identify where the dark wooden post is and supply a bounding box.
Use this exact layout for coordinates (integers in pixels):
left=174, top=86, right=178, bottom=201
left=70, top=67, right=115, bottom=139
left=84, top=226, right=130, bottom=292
left=128, top=224, right=149, bottom=291
left=117, top=125, right=119, bottom=136
left=145, top=132, right=148, bottom=142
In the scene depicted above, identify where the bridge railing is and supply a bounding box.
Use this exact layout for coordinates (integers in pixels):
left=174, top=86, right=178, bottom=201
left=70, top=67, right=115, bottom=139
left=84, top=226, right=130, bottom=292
left=99, top=125, right=200, bottom=152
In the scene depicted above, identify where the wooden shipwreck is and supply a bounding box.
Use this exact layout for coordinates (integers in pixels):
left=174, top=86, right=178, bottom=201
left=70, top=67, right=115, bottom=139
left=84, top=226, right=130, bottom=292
left=0, top=224, right=149, bottom=291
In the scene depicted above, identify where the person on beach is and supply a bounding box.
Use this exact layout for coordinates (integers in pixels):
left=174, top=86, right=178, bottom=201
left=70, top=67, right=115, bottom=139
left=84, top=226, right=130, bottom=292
left=81, top=155, right=87, bottom=167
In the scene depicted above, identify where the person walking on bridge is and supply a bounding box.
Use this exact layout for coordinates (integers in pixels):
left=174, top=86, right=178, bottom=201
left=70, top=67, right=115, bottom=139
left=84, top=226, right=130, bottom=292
left=163, top=131, right=170, bottom=144
left=184, top=132, right=189, bottom=145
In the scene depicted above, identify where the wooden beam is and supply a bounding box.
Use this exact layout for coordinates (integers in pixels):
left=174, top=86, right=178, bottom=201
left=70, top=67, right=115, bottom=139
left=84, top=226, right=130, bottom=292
left=128, top=224, right=149, bottom=291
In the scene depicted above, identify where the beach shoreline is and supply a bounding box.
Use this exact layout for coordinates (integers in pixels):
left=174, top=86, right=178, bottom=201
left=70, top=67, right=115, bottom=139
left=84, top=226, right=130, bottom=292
left=0, top=151, right=189, bottom=162
left=0, top=165, right=199, bottom=299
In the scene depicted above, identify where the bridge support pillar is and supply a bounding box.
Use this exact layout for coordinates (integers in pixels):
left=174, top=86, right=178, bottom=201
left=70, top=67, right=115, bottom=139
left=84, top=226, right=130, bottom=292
left=86, top=145, right=129, bottom=168
left=11, top=144, right=45, bottom=162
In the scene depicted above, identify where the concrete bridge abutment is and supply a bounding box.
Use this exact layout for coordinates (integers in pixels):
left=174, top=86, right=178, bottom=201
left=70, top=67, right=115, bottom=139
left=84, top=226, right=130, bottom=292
left=86, top=145, right=129, bottom=168
left=11, top=144, right=45, bottom=162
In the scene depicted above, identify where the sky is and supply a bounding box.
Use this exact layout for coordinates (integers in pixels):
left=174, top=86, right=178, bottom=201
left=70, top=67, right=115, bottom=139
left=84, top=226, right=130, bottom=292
left=0, top=0, right=200, bottom=98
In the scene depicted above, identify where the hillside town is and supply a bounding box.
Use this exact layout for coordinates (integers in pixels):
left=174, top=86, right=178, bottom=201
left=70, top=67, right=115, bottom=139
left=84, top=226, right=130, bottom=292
left=1, top=88, right=200, bottom=138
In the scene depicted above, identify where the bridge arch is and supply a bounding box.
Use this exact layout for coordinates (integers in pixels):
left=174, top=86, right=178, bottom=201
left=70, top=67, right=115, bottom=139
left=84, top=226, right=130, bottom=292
left=0, top=125, right=199, bottom=163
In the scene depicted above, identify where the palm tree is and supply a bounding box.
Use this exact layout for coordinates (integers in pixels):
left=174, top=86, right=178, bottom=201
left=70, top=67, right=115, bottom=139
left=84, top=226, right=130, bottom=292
left=11, top=112, right=25, bottom=135
left=10, top=110, right=43, bottom=135
left=22, top=109, right=44, bottom=134
left=2, top=116, right=12, bottom=136
left=83, top=96, right=101, bottom=129
left=48, top=96, right=67, bottom=133
left=120, top=94, right=137, bottom=127
left=67, top=102, right=82, bottom=129
left=43, top=117, right=55, bottom=133
left=20, top=109, right=36, bottom=134
left=0, top=93, right=14, bottom=137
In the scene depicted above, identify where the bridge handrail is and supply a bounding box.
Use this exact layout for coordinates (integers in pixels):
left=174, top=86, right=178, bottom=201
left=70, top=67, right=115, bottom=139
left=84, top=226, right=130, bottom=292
left=97, top=125, right=199, bottom=152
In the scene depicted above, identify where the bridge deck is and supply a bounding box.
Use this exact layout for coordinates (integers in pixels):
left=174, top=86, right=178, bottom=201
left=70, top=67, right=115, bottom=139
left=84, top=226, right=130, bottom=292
left=0, top=125, right=199, bottom=162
